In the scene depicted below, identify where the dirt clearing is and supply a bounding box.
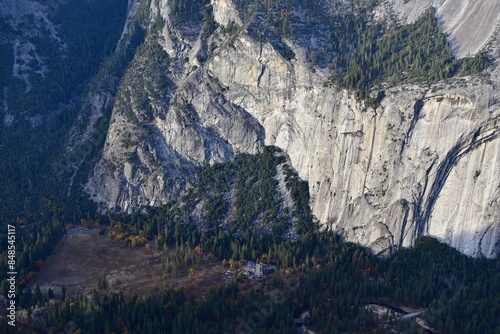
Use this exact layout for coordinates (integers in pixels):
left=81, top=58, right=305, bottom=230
left=31, top=233, right=227, bottom=297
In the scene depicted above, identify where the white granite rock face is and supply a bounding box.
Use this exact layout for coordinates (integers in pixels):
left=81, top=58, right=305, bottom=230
left=205, top=32, right=500, bottom=258
left=211, top=0, right=242, bottom=26
left=86, top=0, right=500, bottom=258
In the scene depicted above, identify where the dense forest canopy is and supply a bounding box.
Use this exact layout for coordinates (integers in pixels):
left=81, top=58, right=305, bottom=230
left=0, top=0, right=129, bottom=219
left=2, top=147, right=499, bottom=333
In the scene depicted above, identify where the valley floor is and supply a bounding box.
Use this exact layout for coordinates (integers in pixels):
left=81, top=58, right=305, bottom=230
left=31, top=231, right=227, bottom=298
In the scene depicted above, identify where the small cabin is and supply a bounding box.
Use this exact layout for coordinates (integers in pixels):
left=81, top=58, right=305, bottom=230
left=242, top=261, right=275, bottom=278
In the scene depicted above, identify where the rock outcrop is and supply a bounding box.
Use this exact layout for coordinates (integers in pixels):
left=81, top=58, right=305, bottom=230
left=86, top=0, right=500, bottom=258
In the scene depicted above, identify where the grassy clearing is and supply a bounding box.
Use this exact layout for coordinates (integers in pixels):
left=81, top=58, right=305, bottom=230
left=31, top=232, right=227, bottom=298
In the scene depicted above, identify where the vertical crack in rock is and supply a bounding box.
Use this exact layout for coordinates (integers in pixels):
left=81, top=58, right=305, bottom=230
left=363, top=111, right=377, bottom=193
left=398, top=199, right=411, bottom=248
left=412, top=161, right=436, bottom=239
left=478, top=224, right=493, bottom=257
left=400, top=95, right=425, bottom=156
left=256, top=43, right=266, bottom=88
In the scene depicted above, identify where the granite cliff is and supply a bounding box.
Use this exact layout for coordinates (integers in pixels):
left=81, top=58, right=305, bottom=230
left=83, top=0, right=500, bottom=257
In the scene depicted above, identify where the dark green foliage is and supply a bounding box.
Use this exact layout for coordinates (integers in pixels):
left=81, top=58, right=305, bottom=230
left=282, top=44, right=296, bottom=61
left=0, top=203, right=64, bottom=296
left=203, top=195, right=229, bottom=224
left=22, top=0, right=129, bottom=114
left=116, top=39, right=173, bottom=124
left=282, top=164, right=314, bottom=234
left=142, top=212, right=498, bottom=332
left=241, top=0, right=323, bottom=62
left=0, top=43, right=14, bottom=87
left=11, top=229, right=500, bottom=333
left=179, top=146, right=309, bottom=235
left=461, top=51, right=490, bottom=75
left=107, top=147, right=318, bottom=263
left=235, top=2, right=483, bottom=101
left=389, top=237, right=500, bottom=333
left=33, top=284, right=297, bottom=333
left=331, top=6, right=457, bottom=98
left=202, top=4, right=218, bottom=37
left=232, top=147, right=285, bottom=230
left=219, top=20, right=240, bottom=35
left=169, top=0, right=210, bottom=27
left=0, top=0, right=128, bottom=219
left=2, top=155, right=498, bottom=334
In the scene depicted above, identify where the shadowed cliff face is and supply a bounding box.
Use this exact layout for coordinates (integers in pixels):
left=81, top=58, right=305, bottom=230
left=85, top=0, right=500, bottom=258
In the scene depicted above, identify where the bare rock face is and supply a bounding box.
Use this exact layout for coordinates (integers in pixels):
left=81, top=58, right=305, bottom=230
left=205, top=32, right=500, bottom=258
left=86, top=1, right=264, bottom=211
left=211, top=0, right=242, bottom=26
left=86, top=0, right=500, bottom=258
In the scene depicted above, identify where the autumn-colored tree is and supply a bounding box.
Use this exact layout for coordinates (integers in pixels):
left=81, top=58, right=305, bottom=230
left=26, top=271, right=37, bottom=283
left=186, top=283, right=195, bottom=294
left=35, top=259, right=45, bottom=271
left=194, top=245, right=202, bottom=255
